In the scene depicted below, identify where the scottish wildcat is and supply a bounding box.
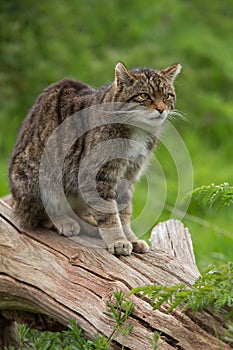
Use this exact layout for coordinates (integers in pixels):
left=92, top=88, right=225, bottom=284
left=9, top=62, right=181, bottom=256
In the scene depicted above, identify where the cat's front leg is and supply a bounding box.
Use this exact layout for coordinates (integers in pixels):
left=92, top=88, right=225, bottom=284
left=89, top=202, right=133, bottom=256
left=117, top=186, right=149, bottom=254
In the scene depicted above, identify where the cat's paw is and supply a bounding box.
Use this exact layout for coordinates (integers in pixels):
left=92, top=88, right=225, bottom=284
left=108, top=241, right=133, bottom=256
left=54, top=218, right=81, bottom=237
left=132, top=240, right=149, bottom=254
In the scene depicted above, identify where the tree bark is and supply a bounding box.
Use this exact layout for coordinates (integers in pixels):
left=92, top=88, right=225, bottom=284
left=0, top=196, right=231, bottom=349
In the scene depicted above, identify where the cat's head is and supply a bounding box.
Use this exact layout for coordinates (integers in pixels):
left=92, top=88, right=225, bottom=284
left=113, top=62, right=181, bottom=127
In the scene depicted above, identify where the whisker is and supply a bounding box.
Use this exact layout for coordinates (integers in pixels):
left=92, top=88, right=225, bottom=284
left=169, top=109, right=189, bottom=123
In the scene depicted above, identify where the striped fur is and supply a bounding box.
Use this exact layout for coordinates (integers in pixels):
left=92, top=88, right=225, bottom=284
left=9, top=62, right=181, bottom=255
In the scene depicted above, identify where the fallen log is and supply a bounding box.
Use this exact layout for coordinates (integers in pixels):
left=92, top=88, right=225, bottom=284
left=0, top=196, right=231, bottom=349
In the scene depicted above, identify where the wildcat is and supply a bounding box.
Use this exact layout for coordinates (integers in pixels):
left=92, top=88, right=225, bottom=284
left=9, top=62, right=181, bottom=256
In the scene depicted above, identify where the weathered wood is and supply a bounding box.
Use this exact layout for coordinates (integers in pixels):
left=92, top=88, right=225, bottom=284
left=0, top=196, right=231, bottom=349
left=150, top=220, right=200, bottom=277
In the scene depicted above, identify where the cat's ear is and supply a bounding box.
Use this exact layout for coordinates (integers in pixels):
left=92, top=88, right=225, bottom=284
left=160, top=64, right=182, bottom=83
left=114, top=62, right=135, bottom=89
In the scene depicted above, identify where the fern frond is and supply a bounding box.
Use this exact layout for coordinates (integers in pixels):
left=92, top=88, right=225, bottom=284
left=129, top=263, right=233, bottom=315
left=192, top=182, right=233, bottom=210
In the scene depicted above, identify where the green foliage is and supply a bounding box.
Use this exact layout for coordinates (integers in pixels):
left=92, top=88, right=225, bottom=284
left=128, top=263, right=233, bottom=344
left=224, top=323, right=233, bottom=344
left=104, top=291, right=134, bottom=349
left=192, top=183, right=233, bottom=210
left=149, top=331, right=164, bottom=350
left=129, top=263, right=233, bottom=315
left=8, top=319, right=109, bottom=350
left=129, top=283, right=188, bottom=313
left=7, top=293, right=134, bottom=350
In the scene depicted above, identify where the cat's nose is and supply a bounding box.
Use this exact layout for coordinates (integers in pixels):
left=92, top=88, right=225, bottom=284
left=154, top=102, right=166, bottom=114
left=156, top=106, right=165, bottom=113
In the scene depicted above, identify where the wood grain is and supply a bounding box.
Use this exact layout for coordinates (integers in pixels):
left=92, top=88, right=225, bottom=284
left=0, top=196, right=231, bottom=349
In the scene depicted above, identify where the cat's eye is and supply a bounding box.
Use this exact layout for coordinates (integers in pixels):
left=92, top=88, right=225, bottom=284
left=164, top=93, right=175, bottom=100
left=138, top=93, right=151, bottom=100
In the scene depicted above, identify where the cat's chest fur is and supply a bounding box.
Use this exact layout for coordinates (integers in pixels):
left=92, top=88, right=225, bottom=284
left=120, top=128, right=156, bottom=182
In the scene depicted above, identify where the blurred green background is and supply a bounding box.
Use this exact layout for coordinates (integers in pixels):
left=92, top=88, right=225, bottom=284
left=1, top=0, right=233, bottom=270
